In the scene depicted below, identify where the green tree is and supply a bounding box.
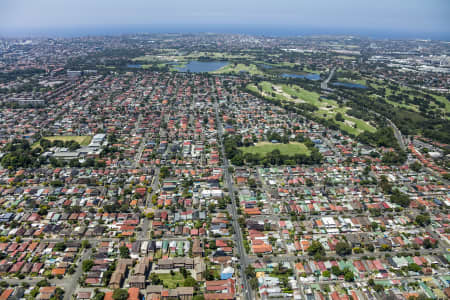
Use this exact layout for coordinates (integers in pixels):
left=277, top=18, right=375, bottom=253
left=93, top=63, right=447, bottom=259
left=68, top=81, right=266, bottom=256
left=408, top=263, right=422, bottom=273
left=422, top=238, right=436, bottom=249
left=410, top=161, right=422, bottom=172
left=366, top=244, right=375, bottom=252
left=183, top=276, right=197, bottom=287
left=249, top=277, right=258, bottom=289
left=119, top=245, right=130, bottom=258
left=335, top=112, right=344, bottom=122
left=335, top=242, right=352, bottom=256
left=331, top=266, right=343, bottom=276
left=149, top=273, right=161, bottom=285
left=53, top=242, right=66, bottom=252
left=82, top=240, right=91, bottom=249
left=93, top=292, right=105, bottom=300
left=36, top=279, right=50, bottom=287
left=382, top=150, right=407, bottom=165
left=371, top=222, right=379, bottom=231
left=159, top=166, right=170, bottom=179
left=307, top=240, right=325, bottom=257
left=415, top=214, right=431, bottom=227
left=344, top=270, right=354, bottom=282
left=245, top=265, right=256, bottom=278
left=82, top=260, right=94, bottom=272
left=374, top=285, right=384, bottom=292
left=180, top=267, right=188, bottom=278
left=53, top=287, right=65, bottom=300
left=112, top=289, right=128, bottom=300
left=390, top=189, right=411, bottom=208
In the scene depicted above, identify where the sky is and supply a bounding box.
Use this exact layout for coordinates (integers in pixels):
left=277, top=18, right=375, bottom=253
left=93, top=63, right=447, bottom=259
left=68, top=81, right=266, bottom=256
left=1, top=0, right=449, bottom=39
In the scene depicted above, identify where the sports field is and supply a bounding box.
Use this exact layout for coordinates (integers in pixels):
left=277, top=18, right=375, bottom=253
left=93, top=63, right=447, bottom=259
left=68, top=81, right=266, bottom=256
left=240, top=142, right=310, bottom=156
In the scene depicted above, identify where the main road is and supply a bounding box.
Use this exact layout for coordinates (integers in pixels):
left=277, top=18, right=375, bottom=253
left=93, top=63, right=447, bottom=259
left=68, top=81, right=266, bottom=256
left=321, top=67, right=336, bottom=90
left=214, top=101, right=253, bottom=300
left=369, top=110, right=406, bottom=151
left=63, top=247, right=93, bottom=300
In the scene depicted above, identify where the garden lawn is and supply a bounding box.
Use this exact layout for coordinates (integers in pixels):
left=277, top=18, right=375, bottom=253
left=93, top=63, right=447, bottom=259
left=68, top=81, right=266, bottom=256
left=158, top=272, right=185, bottom=289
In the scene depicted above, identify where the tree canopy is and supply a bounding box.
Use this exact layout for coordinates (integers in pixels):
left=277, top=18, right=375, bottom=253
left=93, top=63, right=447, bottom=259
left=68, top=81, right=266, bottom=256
left=112, top=289, right=128, bottom=300
left=335, top=241, right=352, bottom=256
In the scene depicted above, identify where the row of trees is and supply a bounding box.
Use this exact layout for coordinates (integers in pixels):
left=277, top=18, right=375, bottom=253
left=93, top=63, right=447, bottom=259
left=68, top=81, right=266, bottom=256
left=39, top=138, right=81, bottom=151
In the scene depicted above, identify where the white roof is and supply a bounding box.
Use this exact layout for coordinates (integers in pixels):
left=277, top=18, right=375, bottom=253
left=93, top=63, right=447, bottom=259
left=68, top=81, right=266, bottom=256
left=322, top=217, right=335, bottom=225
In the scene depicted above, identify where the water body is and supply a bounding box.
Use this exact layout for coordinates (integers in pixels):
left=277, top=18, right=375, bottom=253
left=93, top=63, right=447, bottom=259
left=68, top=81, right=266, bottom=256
left=331, top=82, right=367, bottom=89
left=282, top=73, right=321, bottom=81
left=127, top=64, right=142, bottom=68
left=260, top=64, right=274, bottom=69
left=175, top=61, right=228, bottom=72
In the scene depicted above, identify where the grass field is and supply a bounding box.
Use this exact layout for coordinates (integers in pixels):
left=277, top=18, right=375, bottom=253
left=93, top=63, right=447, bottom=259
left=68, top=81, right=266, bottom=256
left=133, top=51, right=254, bottom=63
left=369, top=81, right=450, bottom=118
left=247, top=82, right=287, bottom=102
left=158, top=272, right=185, bottom=289
left=432, top=93, right=450, bottom=113
left=302, top=67, right=321, bottom=74
left=44, top=136, right=92, bottom=145
left=337, top=55, right=357, bottom=60
left=32, top=135, right=92, bottom=149
left=260, top=81, right=276, bottom=94
left=247, top=81, right=376, bottom=135
left=337, top=78, right=367, bottom=85
left=281, top=85, right=322, bottom=106
left=254, top=61, right=297, bottom=68
left=212, top=63, right=264, bottom=75
left=240, top=142, right=310, bottom=156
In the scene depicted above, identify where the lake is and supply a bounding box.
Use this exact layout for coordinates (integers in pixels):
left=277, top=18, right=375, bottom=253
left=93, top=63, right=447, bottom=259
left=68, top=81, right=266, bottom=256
left=331, top=82, right=367, bottom=89
left=175, top=61, right=228, bottom=73
left=281, top=73, right=321, bottom=81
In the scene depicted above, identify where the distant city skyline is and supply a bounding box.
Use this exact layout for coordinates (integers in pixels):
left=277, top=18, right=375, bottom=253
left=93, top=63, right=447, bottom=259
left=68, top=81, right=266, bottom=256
left=1, top=0, right=449, bottom=39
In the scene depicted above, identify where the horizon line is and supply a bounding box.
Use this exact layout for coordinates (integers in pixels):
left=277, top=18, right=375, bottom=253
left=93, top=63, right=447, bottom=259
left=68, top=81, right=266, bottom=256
left=1, top=24, right=449, bottom=41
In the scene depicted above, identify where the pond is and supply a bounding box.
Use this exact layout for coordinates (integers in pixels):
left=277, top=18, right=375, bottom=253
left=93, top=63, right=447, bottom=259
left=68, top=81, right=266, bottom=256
left=175, top=61, right=229, bottom=73
left=260, top=64, right=274, bottom=69
left=127, top=64, right=142, bottom=68
left=331, top=82, right=367, bottom=89
left=281, top=73, right=321, bottom=81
